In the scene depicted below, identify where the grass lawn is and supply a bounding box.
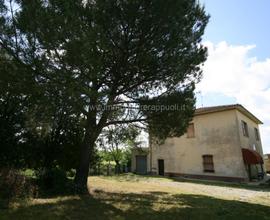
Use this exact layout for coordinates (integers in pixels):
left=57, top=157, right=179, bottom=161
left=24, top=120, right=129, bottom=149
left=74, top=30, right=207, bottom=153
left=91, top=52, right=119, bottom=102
left=1, top=174, right=270, bottom=220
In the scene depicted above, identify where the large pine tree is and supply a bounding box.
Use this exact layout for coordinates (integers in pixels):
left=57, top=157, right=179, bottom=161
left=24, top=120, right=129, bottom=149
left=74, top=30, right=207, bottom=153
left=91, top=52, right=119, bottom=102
left=0, top=0, right=209, bottom=191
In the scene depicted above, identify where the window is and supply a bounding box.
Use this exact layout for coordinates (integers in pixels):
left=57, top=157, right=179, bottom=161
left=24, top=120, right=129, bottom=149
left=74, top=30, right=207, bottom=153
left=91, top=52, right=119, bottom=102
left=254, top=128, right=260, bottom=141
left=202, top=155, right=214, bottom=172
left=241, top=120, right=249, bottom=137
left=187, top=123, right=195, bottom=138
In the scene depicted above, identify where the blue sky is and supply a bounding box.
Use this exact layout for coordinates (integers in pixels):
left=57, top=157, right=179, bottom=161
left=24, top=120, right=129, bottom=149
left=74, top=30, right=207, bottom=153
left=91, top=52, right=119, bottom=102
left=196, top=0, right=270, bottom=153
left=201, top=0, right=270, bottom=60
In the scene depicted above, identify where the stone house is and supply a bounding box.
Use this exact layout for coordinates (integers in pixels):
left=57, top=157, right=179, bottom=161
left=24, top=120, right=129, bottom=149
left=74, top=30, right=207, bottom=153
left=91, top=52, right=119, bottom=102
left=132, top=104, right=265, bottom=182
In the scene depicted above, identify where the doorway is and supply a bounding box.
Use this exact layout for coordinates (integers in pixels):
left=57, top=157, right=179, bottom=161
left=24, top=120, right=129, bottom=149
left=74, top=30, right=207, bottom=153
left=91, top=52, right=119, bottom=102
left=158, top=159, right=164, bottom=176
left=136, top=155, right=147, bottom=174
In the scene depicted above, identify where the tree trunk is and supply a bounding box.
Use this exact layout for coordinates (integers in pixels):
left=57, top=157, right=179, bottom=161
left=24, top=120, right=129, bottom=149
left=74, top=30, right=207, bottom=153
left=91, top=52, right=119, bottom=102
left=115, top=161, right=120, bottom=174
left=74, top=95, right=111, bottom=192
left=74, top=132, right=95, bottom=193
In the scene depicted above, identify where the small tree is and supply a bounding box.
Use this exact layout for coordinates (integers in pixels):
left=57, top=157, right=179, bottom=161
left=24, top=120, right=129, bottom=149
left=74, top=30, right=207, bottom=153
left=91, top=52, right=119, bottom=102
left=99, top=125, right=139, bottom=174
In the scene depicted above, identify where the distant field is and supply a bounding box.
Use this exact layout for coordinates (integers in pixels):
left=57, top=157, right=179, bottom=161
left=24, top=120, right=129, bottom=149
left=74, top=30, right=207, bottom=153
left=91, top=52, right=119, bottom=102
left=1, top=174, right=270, bottom=220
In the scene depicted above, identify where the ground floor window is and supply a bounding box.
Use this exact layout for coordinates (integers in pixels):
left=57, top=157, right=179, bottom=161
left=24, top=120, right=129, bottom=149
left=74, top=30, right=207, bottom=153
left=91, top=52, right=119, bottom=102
left=202, top=155, right=214, bottom=172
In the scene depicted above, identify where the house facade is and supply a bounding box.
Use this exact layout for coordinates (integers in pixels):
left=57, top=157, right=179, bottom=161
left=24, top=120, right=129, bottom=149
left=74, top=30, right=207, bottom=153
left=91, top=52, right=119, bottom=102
left=132, top=104, right=265, bottom=182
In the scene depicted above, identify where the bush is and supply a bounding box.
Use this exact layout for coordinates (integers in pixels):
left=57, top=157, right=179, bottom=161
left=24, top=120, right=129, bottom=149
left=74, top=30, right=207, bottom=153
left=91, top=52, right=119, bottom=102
left=35, top=167, right=72, bottom=195
left=0, top=168, right=38, bottom=209
left=0, top=168, right=37, bottom=198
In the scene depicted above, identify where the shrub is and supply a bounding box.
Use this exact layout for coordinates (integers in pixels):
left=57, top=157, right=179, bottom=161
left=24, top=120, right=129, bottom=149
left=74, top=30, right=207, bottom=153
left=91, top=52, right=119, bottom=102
left=35, top=167, right=72, bottom=195
left=0, top=168, right=38, bottom=209
left=0, top=168, right=38, bottom=198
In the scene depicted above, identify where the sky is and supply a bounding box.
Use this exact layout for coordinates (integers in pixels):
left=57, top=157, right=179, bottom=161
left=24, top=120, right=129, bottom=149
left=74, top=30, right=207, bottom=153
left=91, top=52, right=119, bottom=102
left=196, top=0, right=270, bottom=153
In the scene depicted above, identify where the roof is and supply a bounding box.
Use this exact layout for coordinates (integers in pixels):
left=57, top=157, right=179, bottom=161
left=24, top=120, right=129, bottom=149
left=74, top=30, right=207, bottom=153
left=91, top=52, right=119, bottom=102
left=195, top=104, right=263, bottom=124
left=242, top=148, right=263, bottom=164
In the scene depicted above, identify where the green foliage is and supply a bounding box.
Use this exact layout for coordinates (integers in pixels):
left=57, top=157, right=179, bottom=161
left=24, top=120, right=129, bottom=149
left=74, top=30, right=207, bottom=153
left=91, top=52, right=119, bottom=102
left=27, top=107, right=84, bottom=171
left=0, top=50, right=84, bottom=172
left=0, top=49, right=34, bottom=168
left=35, top=167, right=71, bottom=195
left=0, top=168, right=37, bottom=208
left=98, top=125, right=139, bottom=173
left=122, top=146, right=132, bottom=167
left=142, top=86, right=196, bottom=141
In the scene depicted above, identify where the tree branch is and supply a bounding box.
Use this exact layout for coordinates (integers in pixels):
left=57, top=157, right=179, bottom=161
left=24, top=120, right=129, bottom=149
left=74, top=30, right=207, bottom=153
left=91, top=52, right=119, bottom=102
left=105, top=118, right=147, bottom=126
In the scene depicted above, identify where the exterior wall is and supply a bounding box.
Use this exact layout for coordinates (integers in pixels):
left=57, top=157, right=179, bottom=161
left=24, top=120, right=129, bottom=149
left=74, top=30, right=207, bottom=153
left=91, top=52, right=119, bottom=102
left=235, top=111, right=264, bottom=178
left=235, top=111, right=263, bottom=155
left=150, top=109, right=249, bottom=181
left=131, top=148, right=150, bottom=173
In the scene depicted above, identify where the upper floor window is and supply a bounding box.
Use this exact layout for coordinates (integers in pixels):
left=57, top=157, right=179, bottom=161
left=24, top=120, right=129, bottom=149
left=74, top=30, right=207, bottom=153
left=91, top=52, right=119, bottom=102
left=254, top=128, right=260, bottom=141
left=241, top=120, right=249, bottom=137
left=187, top=123, right=195, bottom=138
left=202, top=155, right=214, bottom=173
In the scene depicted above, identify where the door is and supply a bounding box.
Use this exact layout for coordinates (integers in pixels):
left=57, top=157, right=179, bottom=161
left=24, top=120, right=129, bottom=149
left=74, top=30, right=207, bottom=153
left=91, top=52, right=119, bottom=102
left=158, top=159, right=164, bottom=176
left=136, top=155, right=147, bottom=174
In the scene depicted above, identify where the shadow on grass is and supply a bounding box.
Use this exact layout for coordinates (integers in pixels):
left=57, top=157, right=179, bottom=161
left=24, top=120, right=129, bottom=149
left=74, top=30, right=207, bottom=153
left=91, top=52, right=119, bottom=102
left=1, top=190, right=270, bottom=220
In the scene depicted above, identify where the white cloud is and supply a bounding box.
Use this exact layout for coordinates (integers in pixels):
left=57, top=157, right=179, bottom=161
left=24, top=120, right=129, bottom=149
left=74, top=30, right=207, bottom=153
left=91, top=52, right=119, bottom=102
left=197, top=41, right=270, bottom=153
